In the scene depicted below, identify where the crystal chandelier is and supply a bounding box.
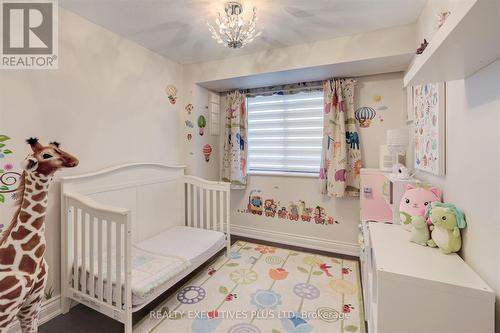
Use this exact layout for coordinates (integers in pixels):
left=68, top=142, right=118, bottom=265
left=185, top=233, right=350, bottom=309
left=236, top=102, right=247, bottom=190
left=207, top=1, right=261, bottom=49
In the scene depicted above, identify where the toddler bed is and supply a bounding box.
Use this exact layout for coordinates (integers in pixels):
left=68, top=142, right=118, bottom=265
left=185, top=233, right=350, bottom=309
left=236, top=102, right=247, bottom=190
left=59, top=163, right=230, bottom=333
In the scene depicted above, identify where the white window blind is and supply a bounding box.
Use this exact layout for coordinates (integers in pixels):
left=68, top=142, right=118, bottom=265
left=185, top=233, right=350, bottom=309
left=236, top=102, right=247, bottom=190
left=247, top=91, right=324, bottom=175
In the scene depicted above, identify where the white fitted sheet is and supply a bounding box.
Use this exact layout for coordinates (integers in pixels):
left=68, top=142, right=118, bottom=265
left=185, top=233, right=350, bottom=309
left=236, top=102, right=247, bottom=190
left=74, top=226, right=226, bottom=306
left=136, top=226, right=227, bottom=268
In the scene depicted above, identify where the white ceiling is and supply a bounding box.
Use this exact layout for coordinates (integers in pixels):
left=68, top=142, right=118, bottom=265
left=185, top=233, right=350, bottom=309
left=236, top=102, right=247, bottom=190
left=60, top=0, right=427, bottom=65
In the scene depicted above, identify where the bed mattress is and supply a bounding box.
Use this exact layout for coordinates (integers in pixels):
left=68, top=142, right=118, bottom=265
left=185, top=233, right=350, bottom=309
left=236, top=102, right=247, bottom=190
left=136, top=226, right=227, bottom=268
left=74, top=226, right=226, bottom=306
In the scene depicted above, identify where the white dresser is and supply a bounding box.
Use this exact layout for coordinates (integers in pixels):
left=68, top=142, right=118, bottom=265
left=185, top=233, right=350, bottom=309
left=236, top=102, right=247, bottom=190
left=360, top=222, right=495, bottom=333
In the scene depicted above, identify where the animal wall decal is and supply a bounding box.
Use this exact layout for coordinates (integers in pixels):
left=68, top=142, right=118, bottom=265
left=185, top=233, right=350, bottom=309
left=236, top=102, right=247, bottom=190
left=0, top=138, right=78, bottom=332
left=416, top=39, right=429, bottom=54
left=238, top=190, right=340, bottom=226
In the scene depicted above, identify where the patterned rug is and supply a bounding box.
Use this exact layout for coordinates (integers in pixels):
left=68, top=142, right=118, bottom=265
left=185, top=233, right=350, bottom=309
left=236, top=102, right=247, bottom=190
left=135, top=241, right=365, bottom=333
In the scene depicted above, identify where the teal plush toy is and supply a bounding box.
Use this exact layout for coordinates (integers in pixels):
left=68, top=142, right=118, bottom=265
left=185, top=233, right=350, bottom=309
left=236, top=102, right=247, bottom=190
left=410, top=216, right=430, bottom=246
left=425, top=202, right=466, bottom=254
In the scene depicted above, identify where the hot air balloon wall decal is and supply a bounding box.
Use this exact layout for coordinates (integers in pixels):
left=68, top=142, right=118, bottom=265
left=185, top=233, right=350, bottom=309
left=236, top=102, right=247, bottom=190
left=355, top=106, right=377, bottom=128
left=198, top=115, right=207, bottom=136
left=165, top=85, right=178, bottom=104
left=203, top=144, right=213, bottom=162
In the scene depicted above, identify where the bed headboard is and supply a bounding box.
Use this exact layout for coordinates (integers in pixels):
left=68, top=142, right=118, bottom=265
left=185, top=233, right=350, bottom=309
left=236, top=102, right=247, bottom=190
left=60, top=163, right=186, bottom=243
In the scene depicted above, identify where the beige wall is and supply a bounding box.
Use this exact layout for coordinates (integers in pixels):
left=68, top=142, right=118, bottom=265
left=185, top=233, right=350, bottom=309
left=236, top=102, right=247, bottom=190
left=0, top=8, right=184, bottom=297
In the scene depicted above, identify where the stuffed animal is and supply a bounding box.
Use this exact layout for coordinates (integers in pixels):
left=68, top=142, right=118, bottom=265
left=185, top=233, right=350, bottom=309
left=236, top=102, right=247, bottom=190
left=426, top=202, right=466, bottom=254
left=416, top=39, right=428, bottom=54
left=399, top=184, right=441, bottom=231
left=409, top=216, right=430, bottom=246
left=0, top=138, right=78, bottom=331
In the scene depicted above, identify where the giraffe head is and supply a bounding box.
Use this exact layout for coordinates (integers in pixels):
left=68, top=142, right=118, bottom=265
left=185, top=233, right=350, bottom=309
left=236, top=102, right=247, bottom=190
left=22, top=138, right=79, bottom=177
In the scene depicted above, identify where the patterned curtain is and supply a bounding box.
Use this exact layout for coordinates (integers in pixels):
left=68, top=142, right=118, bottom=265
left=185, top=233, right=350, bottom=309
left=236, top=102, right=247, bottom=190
left=319, top=79, right=361, bottom=197
left=222, top=91, right=248, bottom=189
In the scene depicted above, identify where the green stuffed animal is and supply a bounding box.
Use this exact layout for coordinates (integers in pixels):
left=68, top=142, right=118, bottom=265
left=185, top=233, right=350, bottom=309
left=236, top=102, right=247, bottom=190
left=410, top=216, right=430, bottom=246
left=425, top=202, right=466, bottom=254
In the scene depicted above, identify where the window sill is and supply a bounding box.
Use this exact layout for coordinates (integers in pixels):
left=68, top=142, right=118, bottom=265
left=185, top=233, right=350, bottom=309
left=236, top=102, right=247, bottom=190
left=248, top=171, right=319, bottom=178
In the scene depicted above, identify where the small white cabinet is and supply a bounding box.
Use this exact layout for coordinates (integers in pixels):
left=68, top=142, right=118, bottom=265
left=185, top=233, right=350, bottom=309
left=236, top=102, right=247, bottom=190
left=360, top=222, right=495, bottom=333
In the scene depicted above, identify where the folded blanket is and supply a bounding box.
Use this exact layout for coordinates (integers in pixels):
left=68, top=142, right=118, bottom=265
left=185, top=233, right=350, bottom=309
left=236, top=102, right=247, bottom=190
left=129, top=246, right=191, bottom=298
left=80, top=246, right=191, bottom=299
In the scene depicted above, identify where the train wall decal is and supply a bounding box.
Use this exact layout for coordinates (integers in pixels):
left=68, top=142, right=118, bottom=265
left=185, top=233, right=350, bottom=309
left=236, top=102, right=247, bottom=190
left=238, top=190, right=340, bottom=225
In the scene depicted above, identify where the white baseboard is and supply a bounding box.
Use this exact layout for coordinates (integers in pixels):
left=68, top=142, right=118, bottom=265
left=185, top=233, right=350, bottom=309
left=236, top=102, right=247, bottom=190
left=231, top=225, right=360, bottom=257
left=8, top=296, right=61, bottom=333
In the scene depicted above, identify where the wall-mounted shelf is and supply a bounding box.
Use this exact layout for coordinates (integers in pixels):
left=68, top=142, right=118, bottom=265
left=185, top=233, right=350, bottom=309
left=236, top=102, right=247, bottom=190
left=404, top=0, right=500, bottom=87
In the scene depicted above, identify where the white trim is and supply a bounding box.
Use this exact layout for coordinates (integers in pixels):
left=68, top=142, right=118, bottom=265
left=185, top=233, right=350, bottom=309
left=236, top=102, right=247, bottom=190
left=231, top=224, right=360, bottom=257
left=7, top=296, right=62, bottom=333
left=65, top=190, right=130, bottom=215
left=59, top=163, right=186, bottom=182
left=185, top=175, right=231, bottom=191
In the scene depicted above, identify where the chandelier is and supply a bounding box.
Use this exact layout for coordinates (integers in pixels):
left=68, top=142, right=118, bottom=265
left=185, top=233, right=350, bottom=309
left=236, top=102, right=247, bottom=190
left=207, top=1, right=261, bottom=49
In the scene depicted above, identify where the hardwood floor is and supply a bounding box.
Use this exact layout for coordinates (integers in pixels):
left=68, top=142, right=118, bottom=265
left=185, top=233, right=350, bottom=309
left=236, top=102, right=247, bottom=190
left=39, top=235, right=359, bottom=333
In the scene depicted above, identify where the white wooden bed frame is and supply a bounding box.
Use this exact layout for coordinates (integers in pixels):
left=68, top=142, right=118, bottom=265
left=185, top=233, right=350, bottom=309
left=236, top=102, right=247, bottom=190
left=59, top=163, right=230, bottom=332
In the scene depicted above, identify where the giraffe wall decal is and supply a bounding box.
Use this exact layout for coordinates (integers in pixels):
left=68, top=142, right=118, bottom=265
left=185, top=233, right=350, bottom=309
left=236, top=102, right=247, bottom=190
left=0, top=138, right=78, bottom=333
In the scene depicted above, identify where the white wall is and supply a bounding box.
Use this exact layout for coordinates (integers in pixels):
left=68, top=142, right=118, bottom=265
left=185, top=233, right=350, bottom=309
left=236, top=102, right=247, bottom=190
left=413, top=1, right=500, bottom=330
left=415, top=0, right=475, bottom=44
left=415, top=58, right=500, bottom=332
left=181, top=80, right=220, bottom=180
left=0, top=8, right=184, bottom=297
left=228, top=73, right=408, bottom=254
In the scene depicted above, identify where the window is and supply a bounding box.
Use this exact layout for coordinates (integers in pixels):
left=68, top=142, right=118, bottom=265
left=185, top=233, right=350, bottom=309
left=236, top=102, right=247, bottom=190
left=247, top=91, right=324, bottom=176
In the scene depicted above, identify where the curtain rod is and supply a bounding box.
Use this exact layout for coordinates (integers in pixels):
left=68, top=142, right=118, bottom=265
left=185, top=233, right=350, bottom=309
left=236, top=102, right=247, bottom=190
left=221, top=78, right=357, bottom=96
left=245, top=85, right=324, bottom=95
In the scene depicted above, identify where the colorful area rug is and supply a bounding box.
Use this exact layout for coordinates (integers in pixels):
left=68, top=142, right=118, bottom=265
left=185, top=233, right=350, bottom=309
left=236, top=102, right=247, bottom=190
left=135, top=241, right=365, bottom=333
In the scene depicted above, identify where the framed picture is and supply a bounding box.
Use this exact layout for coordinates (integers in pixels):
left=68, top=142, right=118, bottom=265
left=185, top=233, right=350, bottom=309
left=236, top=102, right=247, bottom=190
left=413, top=82, right=446, bottom=175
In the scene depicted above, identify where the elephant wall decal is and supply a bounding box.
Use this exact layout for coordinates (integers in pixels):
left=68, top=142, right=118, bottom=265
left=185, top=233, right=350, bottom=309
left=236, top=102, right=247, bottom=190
left=334, top=169, right=347, bottom=182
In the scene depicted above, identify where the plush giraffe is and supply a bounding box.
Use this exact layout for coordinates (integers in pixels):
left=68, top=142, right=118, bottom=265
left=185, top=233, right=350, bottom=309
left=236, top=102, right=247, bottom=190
left=0, top=138, right=78, bottom=333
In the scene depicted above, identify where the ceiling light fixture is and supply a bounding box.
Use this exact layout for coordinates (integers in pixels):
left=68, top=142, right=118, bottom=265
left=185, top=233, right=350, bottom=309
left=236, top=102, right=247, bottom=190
left=207, top=1, right=261, bottom=49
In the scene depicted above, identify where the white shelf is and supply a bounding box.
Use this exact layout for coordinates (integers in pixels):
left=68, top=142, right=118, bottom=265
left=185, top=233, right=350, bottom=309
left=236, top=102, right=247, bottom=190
left=404, top=0, right=500, bottom=87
